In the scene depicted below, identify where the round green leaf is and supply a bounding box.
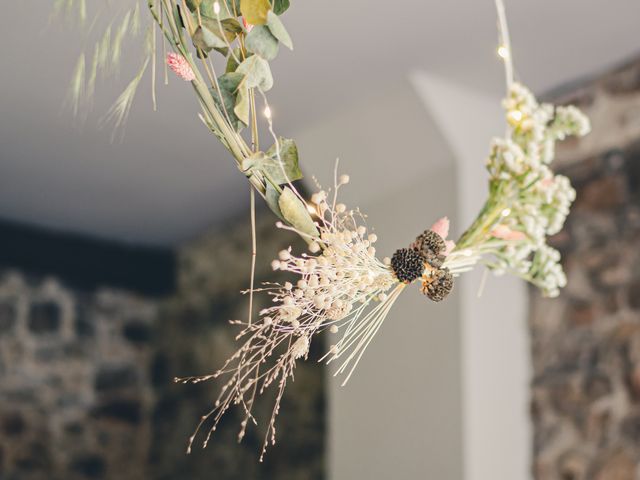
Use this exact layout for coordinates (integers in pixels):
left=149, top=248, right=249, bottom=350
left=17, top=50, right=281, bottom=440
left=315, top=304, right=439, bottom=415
left=272, top=0, right=290, bottom=15
left=266, top=11, right=292, bottom=49
left=245, top=25, right=279, bottom=60
left=279, top=187, right=319, bottom=238
left=236, top=55, right=273, bottom=91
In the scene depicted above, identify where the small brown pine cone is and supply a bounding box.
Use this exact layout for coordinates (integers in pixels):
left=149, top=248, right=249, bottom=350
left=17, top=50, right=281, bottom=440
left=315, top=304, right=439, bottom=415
left=391, top=248, right=426, bottom=284
left=412, top=230, right=446, bottom=257
left=421, top=268, right=454, bottom=302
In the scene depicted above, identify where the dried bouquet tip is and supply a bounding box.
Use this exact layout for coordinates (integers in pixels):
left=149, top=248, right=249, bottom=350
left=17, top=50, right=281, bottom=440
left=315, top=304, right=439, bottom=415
left=166, top=53, right=195, bottom=82
left=180, top=174, right=404, bottom=459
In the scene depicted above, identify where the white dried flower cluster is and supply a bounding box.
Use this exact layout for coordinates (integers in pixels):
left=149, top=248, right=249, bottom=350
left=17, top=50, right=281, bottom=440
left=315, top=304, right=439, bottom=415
left=178, top=174, right=402, bottom=460
left=479, top=82, right=589, bottom=296
left=529, top=244, right=567, bottom=297
left=270, top=190, right=396, bottom=330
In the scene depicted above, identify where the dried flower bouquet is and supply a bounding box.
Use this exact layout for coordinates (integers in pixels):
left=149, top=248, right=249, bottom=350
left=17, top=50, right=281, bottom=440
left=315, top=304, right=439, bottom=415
left=57, top=0, right=590, bottom=459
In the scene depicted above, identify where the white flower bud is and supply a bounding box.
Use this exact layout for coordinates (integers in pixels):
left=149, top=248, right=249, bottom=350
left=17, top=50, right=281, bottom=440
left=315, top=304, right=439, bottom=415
left=278, top=249, right=291, bottom=261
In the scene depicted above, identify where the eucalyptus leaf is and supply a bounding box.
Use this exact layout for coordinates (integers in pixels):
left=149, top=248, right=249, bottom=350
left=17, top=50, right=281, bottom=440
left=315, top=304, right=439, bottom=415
left=265, top=182, right=285, bottom=220
left=272, top=0, right=290, bottom=15
left=224, top=0, right=242, bottom=15
left=193, top=25, right=227, bottom=51
left=225, top=48, right=244, bottom=73
left=279, top=187, right=319, bottom=238
left=234, top=85, right=251, bottom=125
left=214, top=46, right=230, bottom=56
left=221, top=17, right=243, bottom=33
left=201, top=0, right=218, bottom=16
left=266, top=11, right=292, bottom=49
left=240, top=0, right=270, bottom=25
left=245, top=25, right=279, bottom=61
left=188, top=0, right=211, bottom=17
left=210, top=72, right=247, bottom=131
left=265, top=138, right=301, bottom=182
left=242, top=139, right=302, bottom=185
left=201, top=16, right=238, bottom=43
left=236, top=55, right=273, bottom=91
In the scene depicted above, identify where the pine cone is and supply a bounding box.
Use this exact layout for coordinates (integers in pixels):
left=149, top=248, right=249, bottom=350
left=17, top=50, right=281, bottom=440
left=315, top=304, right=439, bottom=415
left=421, top=269, right=454, bottom=302
left=391, top=248, right=426, bottom=283
left=412, top=230, right=446, bottom=257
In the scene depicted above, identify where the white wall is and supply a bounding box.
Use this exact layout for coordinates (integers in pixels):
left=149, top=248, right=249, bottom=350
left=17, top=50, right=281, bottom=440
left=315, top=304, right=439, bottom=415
left=295, top=74, right=531, bottom=479
left=295, top=77, right=463, bottom=479
left=412, top=72, right=531, bottom=480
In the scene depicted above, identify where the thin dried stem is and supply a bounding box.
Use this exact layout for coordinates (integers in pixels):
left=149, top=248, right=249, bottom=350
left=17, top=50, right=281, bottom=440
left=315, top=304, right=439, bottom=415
left=248, top=188, right=257, bottom=326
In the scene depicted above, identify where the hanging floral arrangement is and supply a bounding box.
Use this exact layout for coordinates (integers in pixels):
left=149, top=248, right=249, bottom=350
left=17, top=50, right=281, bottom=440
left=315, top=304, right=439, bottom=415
left=56, top=0, right=590, bottom=460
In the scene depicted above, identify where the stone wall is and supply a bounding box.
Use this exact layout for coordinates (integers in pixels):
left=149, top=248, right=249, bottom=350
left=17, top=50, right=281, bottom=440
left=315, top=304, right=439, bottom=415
left=531, top=58, right=640, bottom=480
left=0, top=212, right=325, bottom=480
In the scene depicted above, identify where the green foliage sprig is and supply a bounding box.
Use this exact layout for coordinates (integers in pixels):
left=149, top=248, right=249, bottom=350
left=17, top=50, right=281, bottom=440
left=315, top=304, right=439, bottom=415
left=64, top=0, right=314, bottom=242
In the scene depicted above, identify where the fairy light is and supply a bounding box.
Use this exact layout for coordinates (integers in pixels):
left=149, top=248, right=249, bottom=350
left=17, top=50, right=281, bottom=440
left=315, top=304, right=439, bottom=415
left=501, top=208, right=511, bottom=217
left=497, top=45, right=509, bottom=60
left=263, top=106, right=272, bottom=119
left=213, top=1, right=221, bottom=14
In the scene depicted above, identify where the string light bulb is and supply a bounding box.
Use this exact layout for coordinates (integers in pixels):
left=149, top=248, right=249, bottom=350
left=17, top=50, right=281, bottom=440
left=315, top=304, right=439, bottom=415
left=263, top=106, right=272, bottom=119
left=213, top=1, right=221, bottom=14
left=497, top=45, right=509, bottom=59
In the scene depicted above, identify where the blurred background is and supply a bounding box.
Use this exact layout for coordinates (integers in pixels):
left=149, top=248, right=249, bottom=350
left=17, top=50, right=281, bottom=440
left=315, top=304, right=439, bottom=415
left=0, top=1, right=639, bottom=479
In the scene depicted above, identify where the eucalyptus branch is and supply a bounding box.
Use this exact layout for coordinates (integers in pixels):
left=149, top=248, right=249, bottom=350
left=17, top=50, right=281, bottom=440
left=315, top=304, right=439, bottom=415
left=146, top=0, right=317, bottom=242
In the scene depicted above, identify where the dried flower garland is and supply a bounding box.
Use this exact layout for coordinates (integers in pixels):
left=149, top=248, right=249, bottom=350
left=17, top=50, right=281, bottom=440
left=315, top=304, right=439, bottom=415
left=56, top=0, right=590, bottom=460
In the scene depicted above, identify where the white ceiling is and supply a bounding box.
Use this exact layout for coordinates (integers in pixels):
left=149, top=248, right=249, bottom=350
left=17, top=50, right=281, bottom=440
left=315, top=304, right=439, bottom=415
left=0, top=0, right=638, bottom=246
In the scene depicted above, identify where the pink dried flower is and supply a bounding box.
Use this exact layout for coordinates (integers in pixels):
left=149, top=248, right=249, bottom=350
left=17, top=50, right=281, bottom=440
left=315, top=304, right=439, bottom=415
left=444, top=240, right=456, bottom=256
left=490, top=224, right=526, bottom=241
left=242, top=17, right=254, bottom=32
left=430, top=216, right=455, bottom=256
left=166, top=53, right=195, bottom=82
left=430, top=216, right=450, bottom=239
